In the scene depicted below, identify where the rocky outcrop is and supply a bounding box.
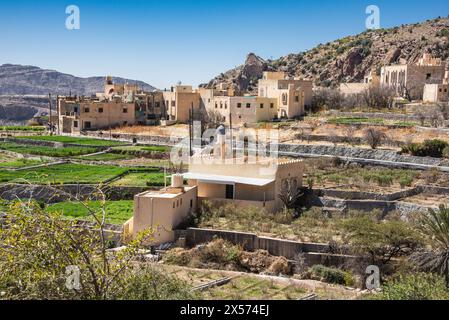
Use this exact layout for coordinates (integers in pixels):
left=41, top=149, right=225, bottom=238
left=204, top=53, right=272, bottom=94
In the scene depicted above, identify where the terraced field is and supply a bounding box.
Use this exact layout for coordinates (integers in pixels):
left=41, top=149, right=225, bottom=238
left=0, top=142, right=98, bottom=157
left=14, top=135, right=124, bottom=147
left=0, top=163, right=129, bottom=184
left=46, top=200, right=133, bottom=224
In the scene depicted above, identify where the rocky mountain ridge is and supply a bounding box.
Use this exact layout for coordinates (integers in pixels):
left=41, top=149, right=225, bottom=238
left=204, top=16, right=449, bottom=93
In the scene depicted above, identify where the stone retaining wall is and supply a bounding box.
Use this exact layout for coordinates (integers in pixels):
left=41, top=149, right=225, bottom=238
left=84, top=131, right=183, bottom=146
left=278, top=143, right=444, bottom=166
left=3, top=137, right=110, bottom=150
left=185, top=228, right=362, bottom=268
left=0, top=183, right=147, bottom=203
left=319, top=187, right=421, bottom=201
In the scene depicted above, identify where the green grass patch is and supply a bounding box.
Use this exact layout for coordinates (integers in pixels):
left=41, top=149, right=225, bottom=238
left=0, top=163, right=129, bottom=184
left=15, top=135, right=124, bottom=147
left=112, top=145, right=171, bottom=153
left=0, top=158, right=44, bottom=168
left=0, top=126, right=45, bottom=131
left=0, top=142, right=98, bottom=157
left=110, top=171, right=166, bottom=187
left=46, top=200, right=133, bottom=224
left=309, top=167, right=419, bottom=188
left=77, top=153, right=133, bottom=161
left=328, top=117, right=385, bottom=125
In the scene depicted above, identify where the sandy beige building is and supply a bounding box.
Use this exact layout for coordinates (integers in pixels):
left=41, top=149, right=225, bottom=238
left=380, top=54, right=446, bottom=100
left=124, top=174, right=198, bottom=244
left=58, top=97, right=136, bottom=133
left=185, top=157, right=303, bottom=214
left=207, top=95, right=278, bottom=125
left=258, top=71, right=311, bottom=118
left=126, top=133, right=303, bottom=245
left=58, top=77, right=169, bottom=133
left=423, top=69, right=449, bottom=103
left=339, top=69, right=380, bottom=96
left=162, top=85, right=201, bottom=123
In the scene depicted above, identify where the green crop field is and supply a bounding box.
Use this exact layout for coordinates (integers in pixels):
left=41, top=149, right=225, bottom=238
left=327, top=117, right=385, bottom=125
left=0, top=142, right=98, bottom=157
left=77, top=152, right=133, bottom=161
left=110, top=171, right=166, bottom=187
left=15, top=135, right=124, bottom=147
left=46, top=200, right=133, bottom=224
left=0, top=126, right=45, bottom=132
left=0, top=153, right=44, bottom=168
left=112, top=145, right=171, bottom=153
left=0, top=163, right=129, bottom=184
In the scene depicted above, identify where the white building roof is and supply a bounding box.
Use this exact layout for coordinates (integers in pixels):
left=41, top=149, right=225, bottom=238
left=183, top=172, right=274, bottom=186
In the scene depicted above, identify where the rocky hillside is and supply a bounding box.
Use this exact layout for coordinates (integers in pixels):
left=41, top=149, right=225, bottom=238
left=204, top=16, right=449, bottom=93
left=0, top=64, right=156, bottom=96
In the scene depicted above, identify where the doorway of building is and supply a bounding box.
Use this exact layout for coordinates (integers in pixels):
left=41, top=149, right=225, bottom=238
left=225, top=184, right=234, bottom=199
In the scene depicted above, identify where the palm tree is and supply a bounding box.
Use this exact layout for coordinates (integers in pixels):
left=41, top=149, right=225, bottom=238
left=411, top=205, right=449, bottom=287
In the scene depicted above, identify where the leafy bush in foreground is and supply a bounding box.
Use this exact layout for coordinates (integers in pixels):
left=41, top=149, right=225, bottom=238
left=372, top=273, right=449, bottom=300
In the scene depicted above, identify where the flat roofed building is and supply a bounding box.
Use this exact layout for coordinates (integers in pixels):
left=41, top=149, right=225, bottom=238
left=207, top=95, right=278, bottom=125
left=162, top=85, right=201, bottom=123
left=185, top=156, right=303, bottom=214
left=58, top=98, right=136, bottom=133
left=258, top=71, right=311, bottom=118
left=124, top=176, right=198, bottom=245
left=380, top=54, right=446, bottom=100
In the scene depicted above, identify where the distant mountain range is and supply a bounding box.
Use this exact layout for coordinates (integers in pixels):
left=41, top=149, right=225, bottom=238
left=0, top=64, right=156, bottom=122
left=0, top=64, right=156, bottom=96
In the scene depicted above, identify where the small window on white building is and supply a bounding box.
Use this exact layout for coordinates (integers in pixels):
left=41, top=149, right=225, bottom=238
left=246, top=103, right=251, bottom=108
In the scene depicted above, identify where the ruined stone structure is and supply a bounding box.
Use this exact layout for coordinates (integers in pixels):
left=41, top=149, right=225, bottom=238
left=58, top=77, right=166, bottom=133
left=381, top=53, right=446, bottom=100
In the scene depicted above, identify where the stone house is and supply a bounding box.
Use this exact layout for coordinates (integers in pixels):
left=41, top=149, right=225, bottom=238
left=124, top=134, right=303, bottom=245
left=380, top=54, right=446, bottom=100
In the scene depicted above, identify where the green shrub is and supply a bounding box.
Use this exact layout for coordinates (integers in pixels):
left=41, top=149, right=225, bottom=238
left=308, top=265, right=354, bottom=286
left=373, top=273, right=449, bottom=300
left=375, top=174, right=393, bottom=187
left=399, top=176, right=414, bottom=188
left=443, top=146, right=449, bottom=159
left=402, top=139, right=449, bottom=158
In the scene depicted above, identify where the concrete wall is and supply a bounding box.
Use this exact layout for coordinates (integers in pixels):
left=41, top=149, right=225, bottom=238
left=0, top=183, right=148, bottom=203
left=184, top=227, right=362, bottom=268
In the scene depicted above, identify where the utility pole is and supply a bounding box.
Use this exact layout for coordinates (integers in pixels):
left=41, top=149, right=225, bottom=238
left=56, top=95, right=60, bottom=135
left=48, top=93, right=53, bottom=136
left=229, top=112, right=233, bottom=159
left=189, top=104, right=193, bottom=157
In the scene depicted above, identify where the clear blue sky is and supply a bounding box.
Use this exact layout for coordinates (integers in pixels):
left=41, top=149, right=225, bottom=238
left=0, top=0, right=447, bottom=89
